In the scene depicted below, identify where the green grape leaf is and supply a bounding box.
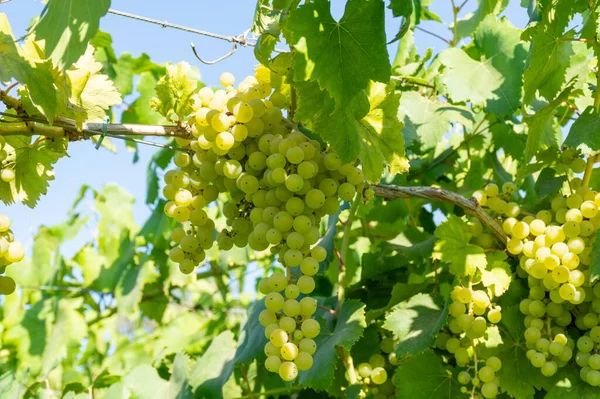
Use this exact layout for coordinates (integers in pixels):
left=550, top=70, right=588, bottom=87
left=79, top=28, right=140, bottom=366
left=190, top=331, right=236, bottom=399
left=393, top=350, right=462, bottom=399
left=284, top=0, right=390, bottom=108
left=123, top=365, right=169, bottom=399
left=590, top=230, right=600, bottom=284
left=388, top=0, right=413, bottom=43
left=151, top=62, right=199, bottom=121
left=522, top=9, right=573, bottom=104
left=440, top=16, right=527, bottom=116
left=65, top=46, right=122, bottom=127
left=455, top=0, right=508, bottom=38
left=0, top=14, right=58, bottom=121
left=398, top=91, right=474, bottom=151
left=564, top=106, right=600, bottom=151
left=345, top=384, right=364, bottom=399
left=33, top=0, right=110, bottom=70
left=111, top=53, right=165, bottom=97
left=234, top=300, right=268, bottom=365
left=383, top=293, right=448, bottom=359
left=481, top=252, right=512, bottom=297
left=0, top=136, right=67, bottom=207
left=0, top=372, right=20, bottom=398
left=524, top=87, right=572, bottom=161
left=254, top=33, right=279, bottom=66
left=473, top=15, right=528, bottom=115
left=434, top=215, right=487, bottom=277
left=545, top=368, right=600, bottom=398
left=299, top=300, right=366, bottom=390
left=357, top=81, right=409, bottom=182
left=165, top=353, right=193, bottom=399
left=534, top=167, right=567, bottom=198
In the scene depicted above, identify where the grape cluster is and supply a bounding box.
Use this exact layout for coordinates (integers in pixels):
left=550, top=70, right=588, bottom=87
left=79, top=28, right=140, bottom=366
left=475, top=177, right=600, bottom=385
left=437, top=284, right=502, bottom=398
left=0, top=214, right=24, bottom=294
left=258, top=271, right=320, bottom=381
left=0, top=137, right=15, bottom=183
left=344, top=335, right=400, bottom=399
left=160, top=71, right=364, bottom=379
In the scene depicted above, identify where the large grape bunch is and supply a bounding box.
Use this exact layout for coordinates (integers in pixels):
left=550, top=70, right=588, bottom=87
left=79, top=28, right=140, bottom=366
left=473, top=167, right=600, bottom=386
left=161, top=70, right=364, bottom=380
left=0, top=213, right=24, bottom=294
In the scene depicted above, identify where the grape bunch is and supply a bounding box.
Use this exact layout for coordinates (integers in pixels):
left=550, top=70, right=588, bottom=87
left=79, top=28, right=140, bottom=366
left=475, top=176, right=600, bottom=385
left=258, top=271, right=320, bottom=381
left=0, top=213, right=24, bottom=294
left=436, top=284, right=503, bottom=398
left=0, top=136, right=15, bottom=183
left=343, top=335, right=399, bottom=399
left=160, top=70, right=364, bottom=379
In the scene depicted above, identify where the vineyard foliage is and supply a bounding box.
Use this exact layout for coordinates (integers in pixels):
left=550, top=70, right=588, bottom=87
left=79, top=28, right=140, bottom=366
left=1, top=0, right=600, bottom=398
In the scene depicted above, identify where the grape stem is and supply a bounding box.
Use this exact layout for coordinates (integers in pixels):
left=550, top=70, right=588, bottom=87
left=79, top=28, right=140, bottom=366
left=338, top=346, right=358, bottom=385
left=372, top=185, right=508, bottom=244
left=317, top=305, right=337, bottom=316
left=239, top=364, right=253, bottom=398
left=582, top=154, right=598, bottom=188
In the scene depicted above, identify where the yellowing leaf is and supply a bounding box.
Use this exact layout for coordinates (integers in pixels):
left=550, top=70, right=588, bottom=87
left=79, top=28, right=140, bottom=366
left=151, top=62, right=199, bottom=120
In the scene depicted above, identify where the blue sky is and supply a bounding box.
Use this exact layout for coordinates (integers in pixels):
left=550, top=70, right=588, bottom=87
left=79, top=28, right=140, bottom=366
left=1, top=0, right=529, bottom=252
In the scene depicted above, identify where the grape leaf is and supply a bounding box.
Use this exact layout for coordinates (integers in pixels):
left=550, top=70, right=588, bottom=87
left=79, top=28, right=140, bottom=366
left=357, top=81, right=409, bottom=182
left=123, top=365, right=169, bottom=399
left=564, top=106, right=600, bottom=151
left=388, top=0, right=413, bottom=43
left=439, top=16, right=527, bottom=116
left=481, top=251, right=512, bottom=297
left=190, top=331, right=236, bottom=399
left=165, top=353, right=193, bottom=399
left=298, top=300, right=366, bottom=391
left=534, top=167, right=567, bottom=198
left=284, top=0, right=390, bottom=108
left=383, top=293, right=448, bottom=358
left=393, top=350, right=462, bottom=399
left=0, top=372, right=20, bottom=398
left=151, top=62, right=199, bottom=121
left=545, top=368, right=600, bottom=398
left=0, top=136, right=67, bottom=207
left=122, top=72, right=166, bottom=125
left=398, top=91, right=474, bottom=152
left=0, top=14, right=57, bottom=121
left=145, top=146, right=173, bottom=205
left=66, top=46, right=122, bottom=127
left=522, top=7, right=573, bottom=104
left=434, top=215, right=487, bottom=277
left=234, top=300, right=268, bottom=365
left=523, top=87, right=572, bottom=161
left=474, top=15, right=528, bottom=115
left=455, top=0, right=508, bottom=38
left=33, top=0, right=110, bottom=71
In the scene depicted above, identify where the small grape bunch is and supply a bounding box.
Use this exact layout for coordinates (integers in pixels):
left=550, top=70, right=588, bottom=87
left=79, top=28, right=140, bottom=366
left=0, top=136, right=15, bottom=184
left=472, top=182, right=520, bottom=219
left=354, top=354, right=394, bottom=399
left=456, top=356, right=502, bottom=398
left=0, top=213, right=24, bottom=294
left=258, top=271, right=319, bottom=380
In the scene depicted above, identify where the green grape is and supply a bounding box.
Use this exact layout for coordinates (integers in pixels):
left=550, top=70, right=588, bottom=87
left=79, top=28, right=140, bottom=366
left=552, top=266, right=570, bottom=284
left=285, top=284, right=300, bottom=299
left=323, top=153, right=342, bottom=170
left=478, top=366, right=495, bottom=383
left=269, top=272, right=288, bottom=292
left=589, top=354, right=600, bottom=370
left=388, top=352, right=399, bottom=365
left=484, top=183, right=499, bottom=197
left=294, top=352, right=313, bottom=370
left=301, top=319, right=320, bottom=338
left=566, top=193, right=584, bottom=209
left=265, top=292, right=285, bottom=312
left=270, top=328, right=289, bottom=347
left=0, top=276, right=16, bottom=295
left=457, top=371, right=471, bottom=385
left=259, top=310, right=278, bottom=327
left=455, top=287, right=472, bottom=304
left=279, top=361, right=298, bottom=381
left=528, top=300, right=546, bottom=318
left=511, top=221, right=530, bottom=239
left=487, top=308, right=502, bottom=324
left=300, top=257, right=319, bottom=276
left=370, top=353, right=386, bottom=368
left=283, top=299, right=301, bottom=317
left=311, top=246, right=327, bottom=262
left=286, top=146, right=305, bottom=164
left=570, top=158, right=587, bottom=173
left=371, top=367, right=388, bottom=385
left=286, top=197, right=305, bottom=216
left=358, top=363, right=373, bottom=378
left=486, top=356, right=502, bottom=372
left=587, top=370, right=600, bottom=386
left=297, top=276, right=315, bottom=294
left=457, top=314, right=474, bottom=330
left=299, top=338, right=317, bottom=354
left=279, top=316, right=296, bottom=333
left=449, top=301, right=466, bottom=317
left=264, top=342, right=279, bottom=357
left=471, top=316, right=487, bottom=335
left=445, top=337, right=460, bottom=353
left=524, top=327, right=541, bottom=343
left=265, top=355, right=282, bottom=373
left=285, top=174, right=304, bottom=192
left=338, top=183, right=356, bottom=201
left=559, top=283, right=576, bottom=301
left=530, top=351, right=546, bottom=368
left=380, top=337, right=395, bottom=354
left=283, top=249, right=303, bottom=266
left=577, top=352, right=591, bottom=367
left=299, top=297, right=317, bottom=316
left=280, top=342, right=299, bottom=360
left=472, top=290, right=490, bottom=308
left=481, top=382, right=498, bottom=398
left=454, top=348, right=470, bottom=365
left=548, top=341, right=565, bottom=356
